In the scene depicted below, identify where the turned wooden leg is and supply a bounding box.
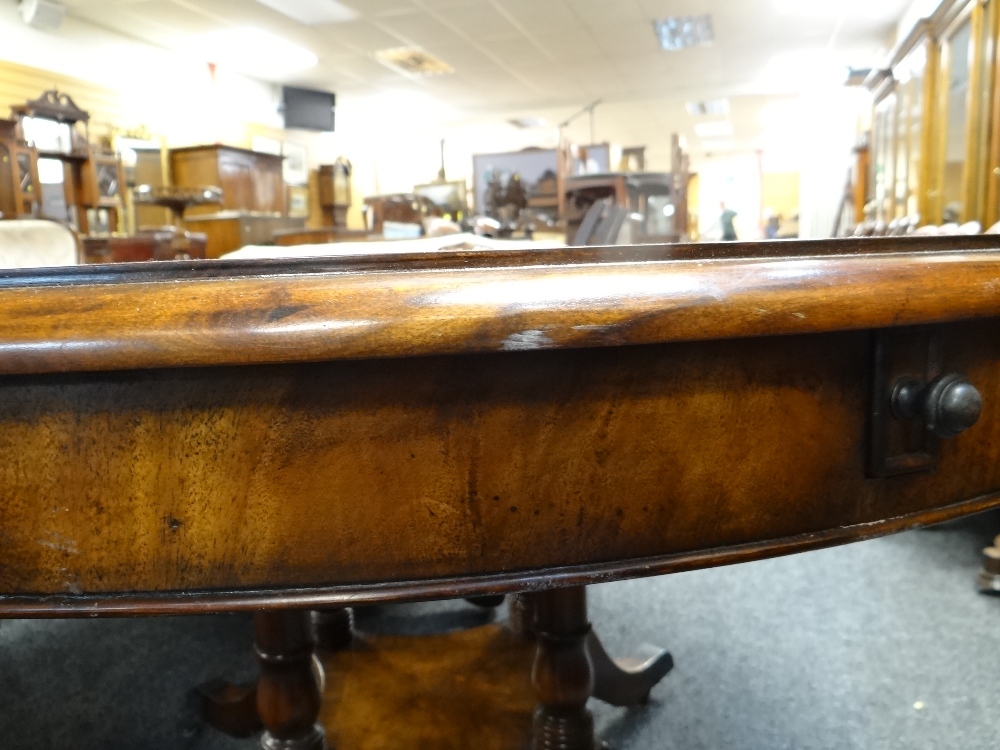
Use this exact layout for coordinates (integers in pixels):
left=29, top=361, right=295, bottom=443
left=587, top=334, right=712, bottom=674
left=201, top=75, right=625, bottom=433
left=255, top=610, right=327, bottom=750
left=530, top=586, right=596, bottom=750
left=508, top=592, right=537, bottom=639
left=312, top=608, right=353, bottom=652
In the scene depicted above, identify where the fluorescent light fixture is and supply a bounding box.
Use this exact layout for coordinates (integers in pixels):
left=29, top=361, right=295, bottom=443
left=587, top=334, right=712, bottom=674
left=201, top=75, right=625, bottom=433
left=254, top=0, right=356, bottom=25
left=694, top=121, right=733, bottom=138
left=180, top=28, right=318, bottom=80
left=509, top=117, right=548, bottom=128
left=686, top=99, right=729, bottom=116
left=654, top=15, right=713, bottom=51
left=701, top=139, right=735, bottom=152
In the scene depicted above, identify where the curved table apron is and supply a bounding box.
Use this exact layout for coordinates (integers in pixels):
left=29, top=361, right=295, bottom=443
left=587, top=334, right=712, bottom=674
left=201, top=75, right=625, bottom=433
left=0, top=234, right=998, bottom=617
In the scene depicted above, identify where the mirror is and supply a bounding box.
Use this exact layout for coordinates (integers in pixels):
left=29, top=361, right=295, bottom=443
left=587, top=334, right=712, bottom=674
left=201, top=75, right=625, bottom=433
left=37, top=156, right=70, bottom=223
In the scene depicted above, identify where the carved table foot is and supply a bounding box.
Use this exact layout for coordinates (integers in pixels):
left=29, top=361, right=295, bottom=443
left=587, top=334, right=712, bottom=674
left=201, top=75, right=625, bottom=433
left=587, top=631, right=673, bottom=707
left=197, top=678, right=262, bottom=738
left=978, top=535, right=1000, bottom=592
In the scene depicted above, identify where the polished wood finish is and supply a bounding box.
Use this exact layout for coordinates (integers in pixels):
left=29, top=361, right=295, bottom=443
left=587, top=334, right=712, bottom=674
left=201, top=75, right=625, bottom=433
left=183, top=213, right=305, bottom=258
left=0, top=235, right=998, bottom=375
left=254, top=610, right=327, bottom=750
left=81, top=228, right=207, bottom=264
left=0, top=236, right=996, bottom=623
left=170, top=145, right=286, bottom=216
left=321, top=623, right=537, bottom=750
left=1, top=233, right=1000, bottom=747
left=586, top=630, right=673, bottom=707
left=529, top=587, right=594, bottom=750
left=274, top=227, right=371, bottom=246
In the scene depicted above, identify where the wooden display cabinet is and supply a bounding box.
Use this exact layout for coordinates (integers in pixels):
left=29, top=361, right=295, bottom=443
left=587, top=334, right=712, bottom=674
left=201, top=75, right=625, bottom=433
left=170, top=145, right=286, bottom=216
left=8, top=90, right=126, bottom=234
left=867, top=0, right=1000, bottom=229
left=0, top=117, right=41, bottom=219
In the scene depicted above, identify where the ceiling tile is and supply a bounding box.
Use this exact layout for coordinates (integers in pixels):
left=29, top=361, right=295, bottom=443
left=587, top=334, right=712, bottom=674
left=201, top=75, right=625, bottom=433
left=341, top=0, right=418, bottom=18
left=566, top=0, right=645, bottom=26
left=430, top=42, right=506, bottom=72
left=375, top=10, right=468, bottom=48
left=478, top=36, right=552, bottom=70
left=431, top=2, right=522, bottom=40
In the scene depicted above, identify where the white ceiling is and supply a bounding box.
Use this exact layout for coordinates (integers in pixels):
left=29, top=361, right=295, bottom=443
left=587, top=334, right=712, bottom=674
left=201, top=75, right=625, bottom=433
left=59, top=0, right=915, bottom=159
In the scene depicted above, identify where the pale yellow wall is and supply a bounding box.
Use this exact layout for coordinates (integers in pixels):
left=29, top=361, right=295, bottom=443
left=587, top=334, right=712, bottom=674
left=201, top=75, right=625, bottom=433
left=761, top=171, right=800, bottom=220
left=0, top=59, right=130, bottom=142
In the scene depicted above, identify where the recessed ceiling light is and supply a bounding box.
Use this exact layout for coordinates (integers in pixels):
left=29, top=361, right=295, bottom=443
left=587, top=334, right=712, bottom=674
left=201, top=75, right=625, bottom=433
left=180, top=28, right=318, bottom=80
left=694, top=121, right=733, bottom=138
left=254, top=0, right=356, bottom=25
left=374, top=48, right=454, bottom=77
left=654, top=15, right=713, bottom=51
left=509, top=117, right=548, bottom=129
left=686, top=99, right=730, bottom=116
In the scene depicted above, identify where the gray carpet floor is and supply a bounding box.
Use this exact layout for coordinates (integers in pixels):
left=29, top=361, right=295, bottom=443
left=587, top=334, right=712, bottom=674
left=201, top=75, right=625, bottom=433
left=1, top=509, right=999, bottom=750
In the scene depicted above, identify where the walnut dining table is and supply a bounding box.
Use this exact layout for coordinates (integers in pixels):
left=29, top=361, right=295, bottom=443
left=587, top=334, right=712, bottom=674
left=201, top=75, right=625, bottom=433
left=1, top=234, right=999, bottom=749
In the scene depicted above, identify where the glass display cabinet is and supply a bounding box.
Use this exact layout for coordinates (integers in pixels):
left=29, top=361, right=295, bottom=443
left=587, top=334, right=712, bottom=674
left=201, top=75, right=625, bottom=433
left=864, top=0, right=1000, bottom=231
left=0, top=117, right=42, bottom=219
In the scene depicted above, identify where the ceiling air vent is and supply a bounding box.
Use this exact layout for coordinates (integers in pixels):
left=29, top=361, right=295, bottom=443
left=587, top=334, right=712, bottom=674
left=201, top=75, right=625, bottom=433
left=374, top=48, right=454, bottom=77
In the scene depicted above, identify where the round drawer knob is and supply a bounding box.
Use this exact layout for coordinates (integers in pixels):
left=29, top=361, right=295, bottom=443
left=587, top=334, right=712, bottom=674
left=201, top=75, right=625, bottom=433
left=893, top=373, right=983, bottom=438
left=923, top=374, right=982, bottom=438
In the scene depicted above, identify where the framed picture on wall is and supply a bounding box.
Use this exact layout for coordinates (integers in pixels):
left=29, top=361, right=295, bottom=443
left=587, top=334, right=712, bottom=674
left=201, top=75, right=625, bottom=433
left=287, top=185, right=309, bottom=218
left=283, top=142, right=308, bottom=186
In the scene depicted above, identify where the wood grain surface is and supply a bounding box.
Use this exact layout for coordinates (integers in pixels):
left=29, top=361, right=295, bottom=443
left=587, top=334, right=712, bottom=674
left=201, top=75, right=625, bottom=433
left=0, top=236, right=998, bottom=376
left=0, top=316, right=998, bottom=614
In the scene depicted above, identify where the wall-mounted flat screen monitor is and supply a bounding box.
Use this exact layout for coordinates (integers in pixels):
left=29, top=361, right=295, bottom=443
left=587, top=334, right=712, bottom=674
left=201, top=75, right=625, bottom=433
left=282, top=86, right=335, bottom=131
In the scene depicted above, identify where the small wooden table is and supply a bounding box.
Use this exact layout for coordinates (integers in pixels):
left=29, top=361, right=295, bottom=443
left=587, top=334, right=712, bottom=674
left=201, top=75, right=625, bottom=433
left=1, top=234, right=999, bottom=748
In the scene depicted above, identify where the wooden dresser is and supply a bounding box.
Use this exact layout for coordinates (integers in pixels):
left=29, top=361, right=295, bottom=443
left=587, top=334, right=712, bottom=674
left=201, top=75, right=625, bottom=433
left=169, top=145, right=303, bottom=256
left=170, top=145, right=286, bottom=215
left=185, top=213, right=306, bottom=258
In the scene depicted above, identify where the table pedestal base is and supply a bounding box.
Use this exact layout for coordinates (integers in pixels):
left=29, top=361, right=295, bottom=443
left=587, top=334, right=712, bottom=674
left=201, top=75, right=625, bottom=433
left=200, top=592, right=671, bottom=749
left=526, top=586, right=672, bottom=750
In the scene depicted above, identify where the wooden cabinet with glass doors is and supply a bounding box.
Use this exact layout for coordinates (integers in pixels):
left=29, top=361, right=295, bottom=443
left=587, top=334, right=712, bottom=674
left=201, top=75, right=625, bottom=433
left=864, top=0, right=1000, bottom=232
